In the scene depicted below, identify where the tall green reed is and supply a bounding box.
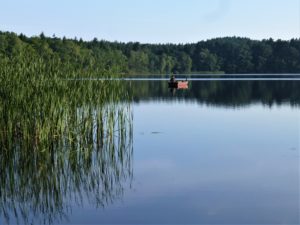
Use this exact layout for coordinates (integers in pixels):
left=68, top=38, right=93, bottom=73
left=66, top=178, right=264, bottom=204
left=0, top=56, right=133, bottom=225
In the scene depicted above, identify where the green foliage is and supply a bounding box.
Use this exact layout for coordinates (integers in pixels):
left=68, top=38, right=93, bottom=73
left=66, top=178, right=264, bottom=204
left=0, top=31, right=300, bottom=76
left=0, top=43, right=133, bottom=224
left=173, top=52, right=192, bottom=73
left=128, top=50, right=149, bottom=74
left=195, top=49, right=220, bottom=72
left=0, top=81, right=133, bottom=223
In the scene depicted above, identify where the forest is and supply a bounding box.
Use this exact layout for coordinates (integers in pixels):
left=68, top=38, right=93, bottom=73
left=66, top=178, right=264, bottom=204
left=1, top=31, right=300, bottom=76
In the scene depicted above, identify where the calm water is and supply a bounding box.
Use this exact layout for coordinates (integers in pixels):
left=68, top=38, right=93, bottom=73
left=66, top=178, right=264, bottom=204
left=1, top=78, right=300, bottom=224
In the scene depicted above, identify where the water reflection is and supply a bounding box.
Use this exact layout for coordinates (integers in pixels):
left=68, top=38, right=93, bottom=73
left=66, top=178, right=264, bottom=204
left=130, top=80, right=300, bottom=107
left=0, top=78, right=299, bottom=224
left=0, top=81, right=133, bottom=225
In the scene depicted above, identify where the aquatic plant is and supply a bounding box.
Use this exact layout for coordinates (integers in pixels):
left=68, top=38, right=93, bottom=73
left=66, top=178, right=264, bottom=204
left=0, top=57, right=133, bottom=224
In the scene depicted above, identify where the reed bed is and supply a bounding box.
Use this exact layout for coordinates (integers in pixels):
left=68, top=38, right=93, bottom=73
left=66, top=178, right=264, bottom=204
left=0, top=57, right=133, bottom=224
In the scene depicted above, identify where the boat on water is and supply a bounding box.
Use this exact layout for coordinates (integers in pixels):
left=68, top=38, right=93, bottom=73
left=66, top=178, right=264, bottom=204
left=168, top=75, right=189, bottom=89
left=168, top=80, right=189, bottom=89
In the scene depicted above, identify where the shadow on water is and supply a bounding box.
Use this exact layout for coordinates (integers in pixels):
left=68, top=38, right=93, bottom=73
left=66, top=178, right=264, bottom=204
left=0, top=80, right=133, bottom=225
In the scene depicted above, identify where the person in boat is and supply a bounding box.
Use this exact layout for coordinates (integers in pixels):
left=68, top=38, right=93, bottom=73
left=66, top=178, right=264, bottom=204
left=170, top=75, right=176, bottom=83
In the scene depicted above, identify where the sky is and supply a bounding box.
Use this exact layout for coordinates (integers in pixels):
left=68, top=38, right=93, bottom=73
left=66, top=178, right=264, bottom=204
left=0, top=0, right=299, bottom=43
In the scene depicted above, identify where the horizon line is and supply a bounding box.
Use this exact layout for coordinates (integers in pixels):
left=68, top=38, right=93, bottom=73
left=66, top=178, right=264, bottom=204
left=1, top=30, right=299, bottom=45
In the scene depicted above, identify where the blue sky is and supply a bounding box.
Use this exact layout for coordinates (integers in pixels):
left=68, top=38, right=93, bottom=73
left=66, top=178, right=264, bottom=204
left=0, top=0, right=299, bottom=43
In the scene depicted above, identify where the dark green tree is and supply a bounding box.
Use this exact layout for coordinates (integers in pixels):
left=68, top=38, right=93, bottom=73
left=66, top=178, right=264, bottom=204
left=196, top=49, right=220, bottom=72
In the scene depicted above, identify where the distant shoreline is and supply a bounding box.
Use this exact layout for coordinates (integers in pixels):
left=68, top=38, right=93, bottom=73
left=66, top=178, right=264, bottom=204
left=1, top=31, right=300, bottom=77
left=122, top=73, right=300, bottom=77
left=122, top=71, right=225, bottom=76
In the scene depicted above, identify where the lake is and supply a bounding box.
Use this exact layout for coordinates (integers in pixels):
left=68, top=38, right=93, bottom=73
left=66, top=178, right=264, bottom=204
left=0, top=77, right=299, bottom=224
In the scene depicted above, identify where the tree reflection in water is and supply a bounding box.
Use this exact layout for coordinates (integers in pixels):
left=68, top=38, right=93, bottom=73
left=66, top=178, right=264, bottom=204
left=130, top=80, right=300, bottom=107
left=2, top=77, right=300, bottom=224
left=0, top=80, right=133, bottom=225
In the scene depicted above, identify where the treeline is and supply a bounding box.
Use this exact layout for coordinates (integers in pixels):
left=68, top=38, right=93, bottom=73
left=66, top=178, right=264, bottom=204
left=1, top=31, right=300, bottom=75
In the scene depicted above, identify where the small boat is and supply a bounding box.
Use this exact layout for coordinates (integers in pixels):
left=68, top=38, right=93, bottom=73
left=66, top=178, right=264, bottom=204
left=168, top=80, right=189, bottom=89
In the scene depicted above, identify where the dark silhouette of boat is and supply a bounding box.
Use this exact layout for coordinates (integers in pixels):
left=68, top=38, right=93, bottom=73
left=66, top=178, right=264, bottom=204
left=168, top=80, right=189, bottom=89
left=168, top=75, right=189, bottom=89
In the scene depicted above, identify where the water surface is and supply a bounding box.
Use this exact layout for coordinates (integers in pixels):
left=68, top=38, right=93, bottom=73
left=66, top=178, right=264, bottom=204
left=0, top=78, right=299, bottom=224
